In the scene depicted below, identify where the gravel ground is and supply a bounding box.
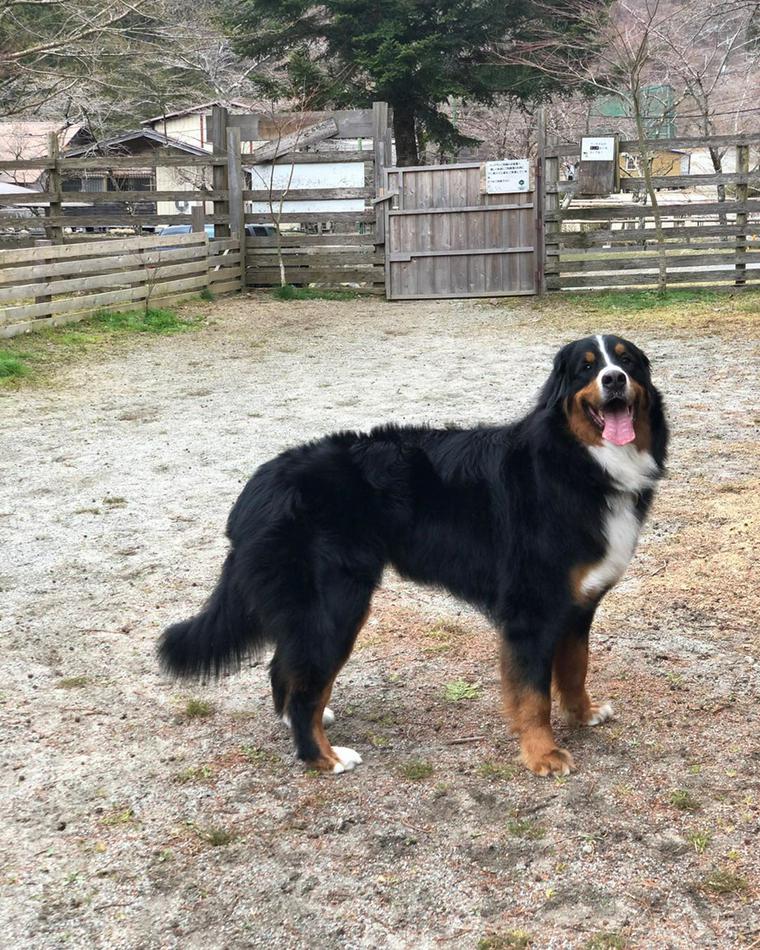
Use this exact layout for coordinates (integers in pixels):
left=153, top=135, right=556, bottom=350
left=1, top=292, right=758, bottom=949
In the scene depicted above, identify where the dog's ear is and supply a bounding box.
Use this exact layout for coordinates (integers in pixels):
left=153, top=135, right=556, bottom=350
left=537, top=344, right=572, bottom=409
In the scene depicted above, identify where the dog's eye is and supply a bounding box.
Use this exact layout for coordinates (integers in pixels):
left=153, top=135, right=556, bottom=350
left=583, top=362, right=593, bottom=370
left=620, top=355, right=632, bottom=366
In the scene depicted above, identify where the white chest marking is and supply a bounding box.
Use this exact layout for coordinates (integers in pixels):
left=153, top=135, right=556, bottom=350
left=588, top=441, right=659, bottom=493
left=582, top=494, right=641, bottom=596
left=582, top=441, right=660, bottom=597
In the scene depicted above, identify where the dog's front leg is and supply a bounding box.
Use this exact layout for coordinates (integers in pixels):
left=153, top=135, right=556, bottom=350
left=499, top=635, right=575, bottom=777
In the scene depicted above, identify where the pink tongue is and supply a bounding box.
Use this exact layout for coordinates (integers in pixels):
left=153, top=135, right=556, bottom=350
left=602, top=407, right=635, bottom=445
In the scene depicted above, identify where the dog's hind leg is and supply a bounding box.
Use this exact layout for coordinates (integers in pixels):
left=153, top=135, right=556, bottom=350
left=280, top=575, right=373, bottom=773
left=273, top=648, right=336, bottom=730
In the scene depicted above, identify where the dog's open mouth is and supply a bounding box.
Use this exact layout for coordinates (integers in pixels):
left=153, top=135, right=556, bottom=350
left=584, top=398, right=636, bottom=446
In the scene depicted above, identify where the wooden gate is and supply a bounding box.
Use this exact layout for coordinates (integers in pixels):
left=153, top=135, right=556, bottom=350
left=382, top=162, right=537, bottom=300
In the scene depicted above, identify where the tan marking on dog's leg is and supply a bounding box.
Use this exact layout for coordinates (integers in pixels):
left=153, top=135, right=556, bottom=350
left=500, top=645, right=575, bottom=777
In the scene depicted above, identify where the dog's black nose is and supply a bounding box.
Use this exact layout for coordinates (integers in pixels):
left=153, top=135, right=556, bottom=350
left=602, top=370, right=627, bottom=390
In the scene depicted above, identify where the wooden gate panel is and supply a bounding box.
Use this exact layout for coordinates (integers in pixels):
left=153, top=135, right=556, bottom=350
left=384, top=163, right=537, bottom=300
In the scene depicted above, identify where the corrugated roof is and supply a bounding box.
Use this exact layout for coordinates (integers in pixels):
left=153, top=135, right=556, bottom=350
left=140, top=101, right=253, bottom=125
left=64, top=128, right=210, bottom=157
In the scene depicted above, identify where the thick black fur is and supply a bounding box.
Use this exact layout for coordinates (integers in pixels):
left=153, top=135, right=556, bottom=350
left=159, top=335, right=668, bottom=766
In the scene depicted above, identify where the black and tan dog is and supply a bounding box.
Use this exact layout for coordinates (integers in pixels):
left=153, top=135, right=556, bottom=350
left=159, top=335, right=668, bottom=777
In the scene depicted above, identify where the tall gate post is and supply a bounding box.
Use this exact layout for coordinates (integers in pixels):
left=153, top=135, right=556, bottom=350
left=372, top=102, right=390, bottom=245
left=226, top=125, right=247, bottom=291
left=211, top=106, right=230, bottom=239
left=538, top=106, right=560, bottom=293
left=536, top=109, right=546, bottom=295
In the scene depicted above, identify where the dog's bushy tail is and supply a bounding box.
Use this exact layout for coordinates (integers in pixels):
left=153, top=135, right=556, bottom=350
left=158, top=552, right=265, bottom=679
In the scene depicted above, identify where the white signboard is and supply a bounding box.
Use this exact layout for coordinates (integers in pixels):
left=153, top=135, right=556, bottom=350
left=483, top=159, right=530, bottom=194
left=581, top=137, right=616, bottom=162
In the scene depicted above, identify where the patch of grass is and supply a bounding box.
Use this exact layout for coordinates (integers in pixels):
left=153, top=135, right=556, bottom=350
left=665, top=671, right=686, bottom=691
left=91, top=307, right=198, bottom=335
left=700, top=867, right=749, bottom=896
left=477, top=761, right=517, bottom=781
left=400, top=759, right=434, bottom=781
left=196, top=826, right=235, bottom=847
left=0, top=350, right=29, bottom=380
left=443, top=679, right=482, bottom=702
left=670, top=788, right=701, bottom=811
left=56, top=676, right=89, bottom=689
left=585, top=933, right=627, bottom=950
left=506, top=818, right=546, bottom=840
left=240, top=745, right=280, bottom=766
left=0, top=306, right=204, bottom=389
left=199, top=288, right=215, bottom=301
left=174, top=764, right=214, bottom=784
left=184, top=698, right=214, bottom=718
left=272, top=283, right=363, bottom=302
left=100, top=806, right=136, bottom=826
left=422, top=618, right=470, bottom=655
left=580, top=288, right=720, bottom=313
left=686, top=829, right=712, bottom=854
left=366, top=733, right=390, bottom=749
left=478, top=931, right=531, bottom=950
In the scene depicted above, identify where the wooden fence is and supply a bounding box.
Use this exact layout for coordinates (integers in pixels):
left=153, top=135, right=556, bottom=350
left=539, top=131, right=760, bottom=292
left=0, top=104, right=389, bottom=296
left=0, top=231, right=241, bottom=337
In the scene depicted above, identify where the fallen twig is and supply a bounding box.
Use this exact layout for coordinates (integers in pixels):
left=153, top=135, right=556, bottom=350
left=447, top=735, right=486, bottom=745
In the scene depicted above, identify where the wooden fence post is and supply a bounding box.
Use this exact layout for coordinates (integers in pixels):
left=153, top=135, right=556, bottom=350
left=735, top=140, right=749, bottom=288
left=535, top=108, right=546, bottom=296
left=190, top=205, right=211, bottom=295
left=191, top=204, right=205, bottom=232
left=538, top=107, right=559, bottom=293
left=227, top=125, right=246, bottom=291
left=211, top=106, right=230, bottom=239
left=34, top=239, right=53, bottom=314
left=46, top=132, right=63, bottom=245
left=372, top=102, right=390, bottom=245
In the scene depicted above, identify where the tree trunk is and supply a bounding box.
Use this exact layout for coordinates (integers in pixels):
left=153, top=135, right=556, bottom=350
left=632, top=97, right=667, bottom=294
left=393, top=102, right=419, bottom=166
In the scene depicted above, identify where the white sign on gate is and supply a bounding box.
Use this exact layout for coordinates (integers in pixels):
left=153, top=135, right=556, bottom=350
left=580, top=136, right=616, bottom=162
left=482, top=159, right=530, bottom=194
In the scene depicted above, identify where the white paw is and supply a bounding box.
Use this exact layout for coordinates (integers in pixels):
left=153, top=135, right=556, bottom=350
left=331, top=746, right=362, bottom=773
left=586, top=702, right=614, bottom=725
left=281, top=712, right=292, bottom=729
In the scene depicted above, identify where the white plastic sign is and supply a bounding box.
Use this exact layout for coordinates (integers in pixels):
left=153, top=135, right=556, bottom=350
left=483, top=159, right=530, bottom=193
left=581, top=137, right=616, bottom=162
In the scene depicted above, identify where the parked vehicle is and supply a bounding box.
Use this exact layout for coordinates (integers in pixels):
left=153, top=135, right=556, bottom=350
left=157, top=223, right=277, bottom=238
left=245, top=224, right=277, bottom=238
left=159, top=223, right=215, bottom=238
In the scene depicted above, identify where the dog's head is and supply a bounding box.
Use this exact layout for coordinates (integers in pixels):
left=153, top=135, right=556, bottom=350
left=539, top=335, right=661, bottom=453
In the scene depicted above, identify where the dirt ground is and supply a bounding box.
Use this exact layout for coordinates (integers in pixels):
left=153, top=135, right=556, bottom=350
left=1, top=292, right=758, bottom=949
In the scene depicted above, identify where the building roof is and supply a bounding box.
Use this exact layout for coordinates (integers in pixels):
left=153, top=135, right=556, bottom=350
left=64, top=128, right=210, bottom=157
left=0, top=181, right=41, bottom=195
left=140, top=101, right=253, bottom=125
